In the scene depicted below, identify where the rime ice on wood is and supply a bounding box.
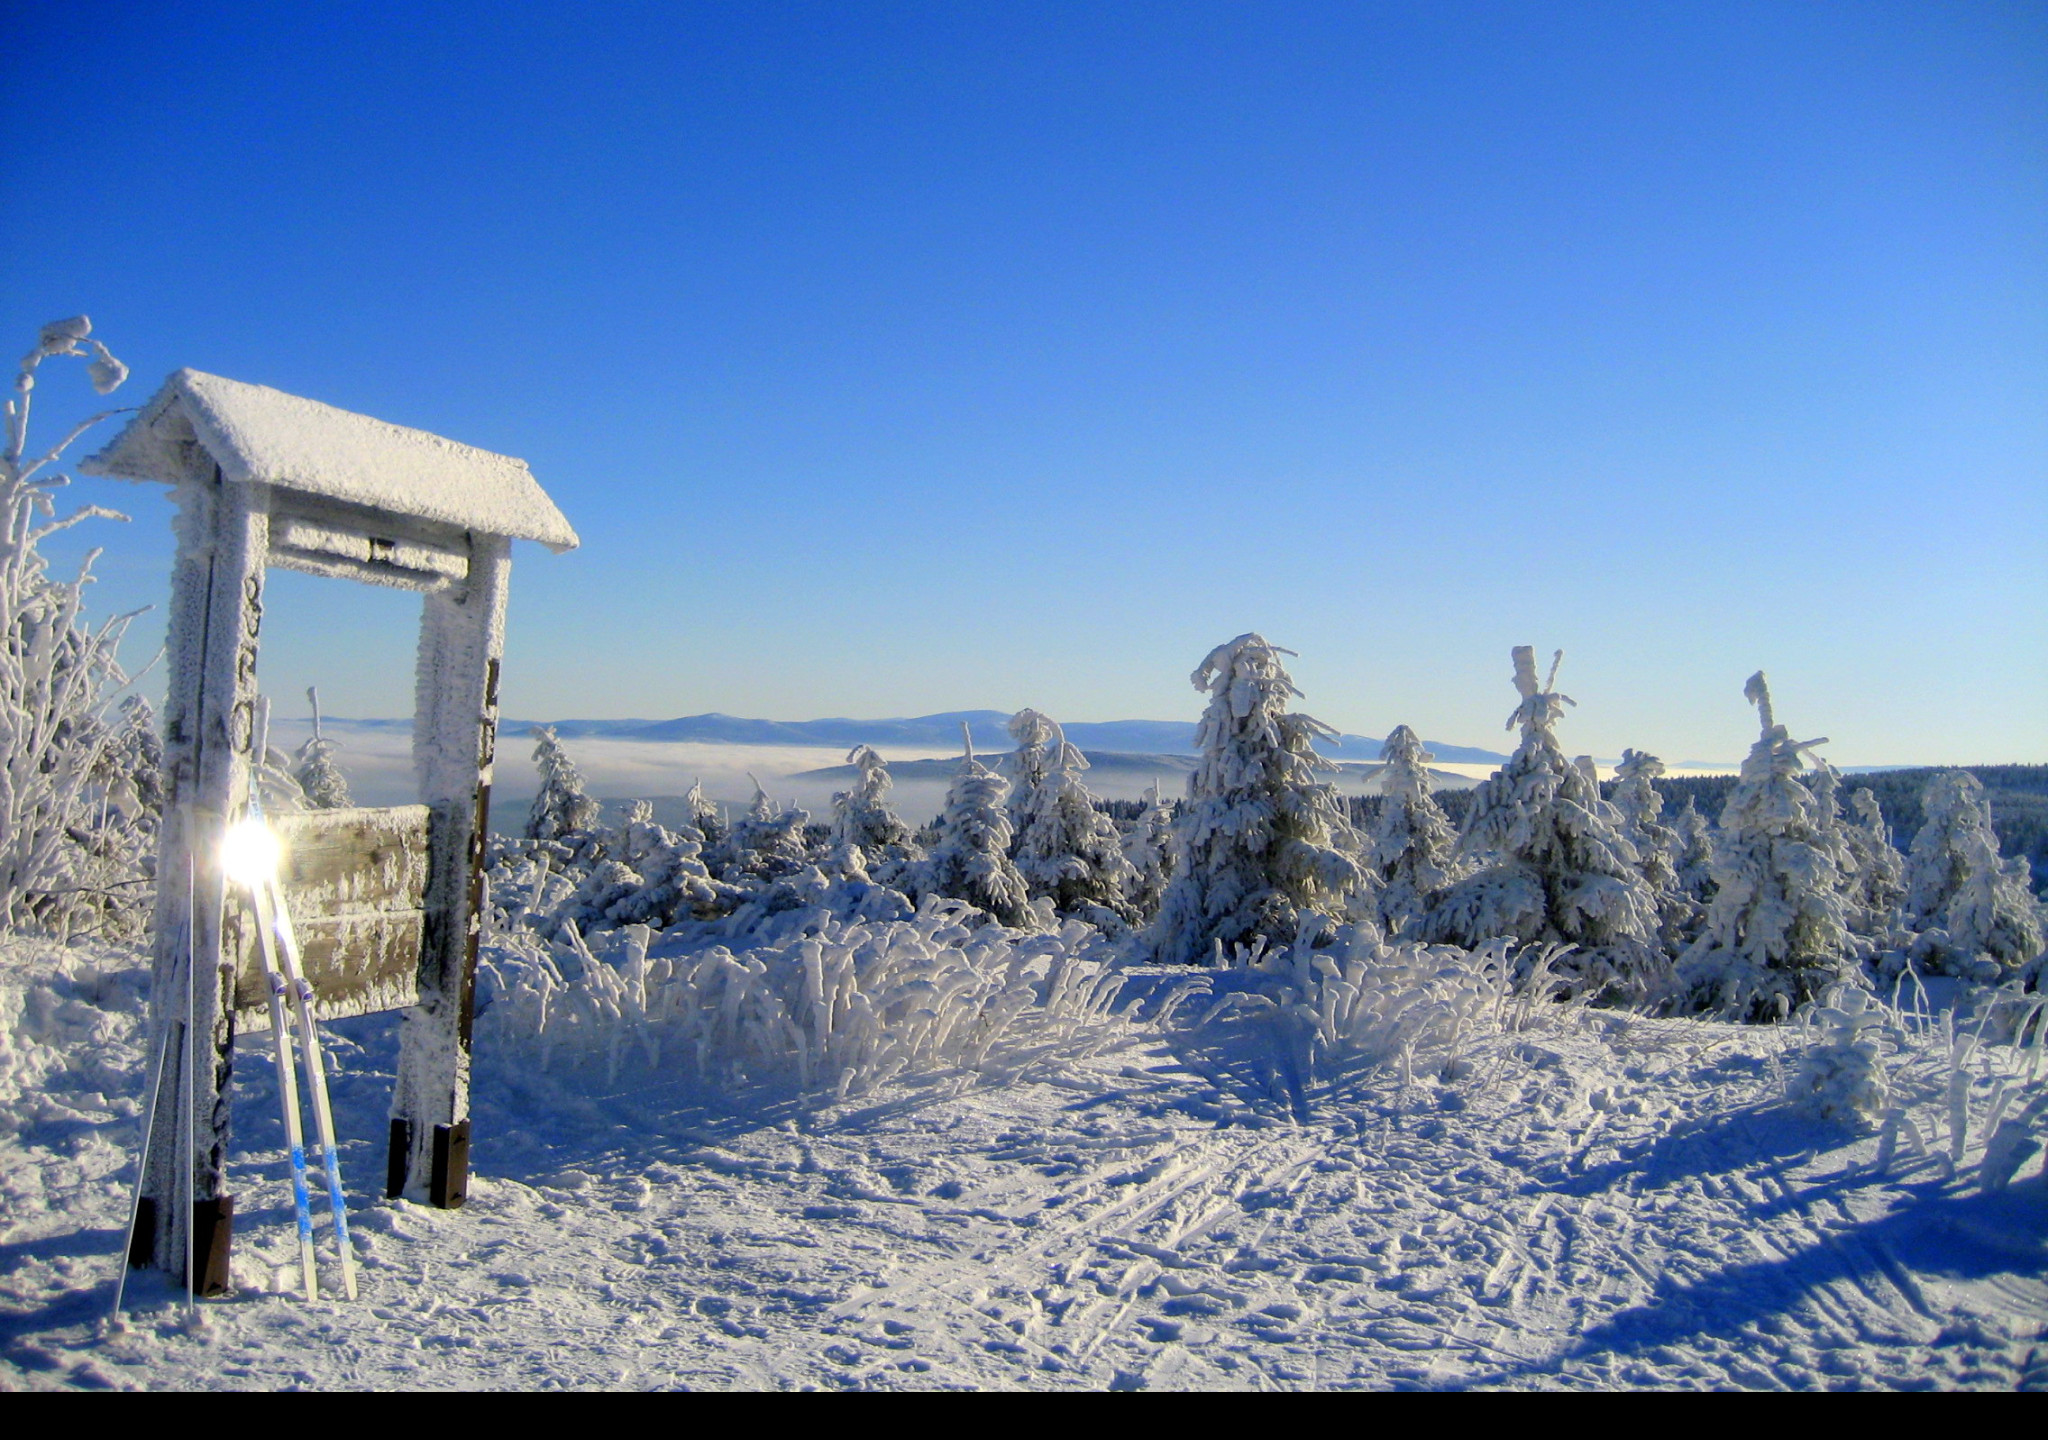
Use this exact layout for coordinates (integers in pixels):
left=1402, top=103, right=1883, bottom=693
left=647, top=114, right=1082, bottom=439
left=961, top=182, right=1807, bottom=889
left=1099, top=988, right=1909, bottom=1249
left=80, top=368, right=577, bottom=1281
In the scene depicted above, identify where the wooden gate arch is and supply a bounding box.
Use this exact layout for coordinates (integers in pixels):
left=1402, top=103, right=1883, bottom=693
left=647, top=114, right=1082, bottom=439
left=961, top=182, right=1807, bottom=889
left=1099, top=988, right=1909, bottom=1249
left=84, top=370, right=578, bottom=1287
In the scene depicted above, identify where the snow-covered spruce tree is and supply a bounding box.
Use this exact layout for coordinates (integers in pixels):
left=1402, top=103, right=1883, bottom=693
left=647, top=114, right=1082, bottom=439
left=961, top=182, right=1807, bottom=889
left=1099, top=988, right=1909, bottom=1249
left=707, top=779, right=813, bottom=885
left=1903, top=770, right=2043, bottom=981
left=1676, top=672, right=1852, bottom=1020
left=684, top=778, right=724, bottom=848
left=831, top=744, right=917, bottom=878
left=1671, top=794, right=1716, bottom=909
left=524, top=725, right=602, bottom=841
left=1369, top=725, right=1459, bottom=937
left=1003, top=708, right=1060, bottom=833
left=1005, top=711, right=1137, bottom=924
left=1611, top=748, right=1693, bottom=950
left=1802, top=760, right=1904, bottom=959
left=0, top=317, right=140, bottom=933
left=292, top=685, right=352, bottom=810
left=1147, top=634, right=1365, bottom=965
left=909, top=724, right=1033, bottom=927
left=1122, top=783, right=1176, bottom=922
left=590, top=800, right=724, bottom=931
left=1842, top=787, right=1907, bottom=946
left=1426, top=648, right=1661, bottom=1000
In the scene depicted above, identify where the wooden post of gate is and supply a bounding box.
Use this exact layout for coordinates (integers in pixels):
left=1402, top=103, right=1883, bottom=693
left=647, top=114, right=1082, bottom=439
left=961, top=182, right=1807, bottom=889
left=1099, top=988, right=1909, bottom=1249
left=84, top=371, right=577, bottom=1287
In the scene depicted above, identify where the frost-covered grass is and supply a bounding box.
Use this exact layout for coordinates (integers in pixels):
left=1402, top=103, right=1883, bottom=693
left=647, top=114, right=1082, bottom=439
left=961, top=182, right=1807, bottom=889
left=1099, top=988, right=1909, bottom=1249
left=474, top=898, right=1143, bottom=1101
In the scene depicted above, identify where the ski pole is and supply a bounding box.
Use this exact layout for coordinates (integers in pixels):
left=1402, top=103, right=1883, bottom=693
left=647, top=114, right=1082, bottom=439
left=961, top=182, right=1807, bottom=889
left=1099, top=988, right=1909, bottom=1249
left=109, top=977, right=178, bottom=1332
left=236, top=700, right=320, bottom=1300
left=182, top=847, right=196, bottom=1327
left=267, top=884, right=359, bottom=1300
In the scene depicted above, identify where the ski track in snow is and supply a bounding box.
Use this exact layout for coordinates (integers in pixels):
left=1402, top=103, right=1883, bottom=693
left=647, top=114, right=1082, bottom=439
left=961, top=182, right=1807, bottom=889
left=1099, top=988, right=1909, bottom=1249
left=3, top=944, right=2044, bottom=1391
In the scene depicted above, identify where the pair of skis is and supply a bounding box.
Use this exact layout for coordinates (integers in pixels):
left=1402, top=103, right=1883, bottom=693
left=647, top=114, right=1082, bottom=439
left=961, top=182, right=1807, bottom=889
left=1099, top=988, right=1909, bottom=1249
left=247, top=700, right=358, bottom=1302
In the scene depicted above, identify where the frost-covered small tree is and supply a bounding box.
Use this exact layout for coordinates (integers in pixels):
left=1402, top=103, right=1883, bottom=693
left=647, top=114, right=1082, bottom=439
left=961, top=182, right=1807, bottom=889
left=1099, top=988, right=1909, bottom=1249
left=292, top=685, right=353, bottom=810
left=708, top=778, right=812, bottom=885
left=684, top=779, right=724, bottom=848
left=524, top=725, right=601, bottom=841
left=1427, top=648, right=1660, bottom=998
left=1147, top=634, right=1364, bottom=965
left=599, top=799, right=723, bottom=930
left=1842, top=787, right=1907, bottom=943
left=0, top=316, right=139, bottom=932
left=1003, top=708, right=1059, bottom=833
left=909, top=724, right=1033, bottom=927
left=1903, top=770, right=2043, bottom=980
left=1611, top=748, right=1692, bottom=949
left=1122, top=783, right=1176, bottom=921
left=1676, top=672, right=1852, bottom=1020
left=831, top=745, right=914, bottom=869
left=1005, top=711, right=1137, bottom=923
left=1369, top=725, right=1459, bottom=937
left=1671, top=795, right=1716, bottom=909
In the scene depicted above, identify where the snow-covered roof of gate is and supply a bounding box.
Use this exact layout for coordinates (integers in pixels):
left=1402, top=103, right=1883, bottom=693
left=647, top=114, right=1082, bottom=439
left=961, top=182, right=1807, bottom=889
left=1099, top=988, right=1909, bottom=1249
left=82, top=369, right=579, bottom=552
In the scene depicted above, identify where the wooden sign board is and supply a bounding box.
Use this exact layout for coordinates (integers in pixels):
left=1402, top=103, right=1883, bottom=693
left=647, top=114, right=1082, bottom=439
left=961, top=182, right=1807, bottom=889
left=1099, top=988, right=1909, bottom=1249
left=225, top=805, right=431, bottom=1029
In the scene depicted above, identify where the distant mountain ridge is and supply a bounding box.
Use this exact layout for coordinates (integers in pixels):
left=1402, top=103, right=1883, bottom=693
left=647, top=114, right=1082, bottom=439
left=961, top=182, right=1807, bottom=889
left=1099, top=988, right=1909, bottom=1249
left=474, top=711, right=1513, bottom=765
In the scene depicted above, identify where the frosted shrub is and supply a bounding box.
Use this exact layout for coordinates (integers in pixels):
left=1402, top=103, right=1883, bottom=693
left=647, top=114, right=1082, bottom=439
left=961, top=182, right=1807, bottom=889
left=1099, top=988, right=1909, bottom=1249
left=1788, top=986, right=1890, bottom=1128
left=707, top=780, right=813, bottom=885
left=1149, top=634, right=1364, bottom=965
left=1191, top=923, right=1560, bottom=1091
left=0, top=317, right=143, bottom=934
left=475, top=900, right=1137, bottom=1099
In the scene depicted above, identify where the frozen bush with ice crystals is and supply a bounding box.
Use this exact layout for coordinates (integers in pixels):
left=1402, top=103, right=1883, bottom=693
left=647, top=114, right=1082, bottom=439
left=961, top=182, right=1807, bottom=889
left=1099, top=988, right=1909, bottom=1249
left=475, top=899, right=1135, bottom=1098
left=1428, top=648, right=1661, bottom=1002
left=1006, top=710, right=1137, bottom=924
left=291, top=685, right=352, bottom=810
left=707, top=779, right=812, bottom=886
left=1148, top=634, right=1365, bottom=965
left=1121, top=783, right=1176, bottom=922
left=1788, top=985, right=1890, bottom=1128
left=524, top=725, right=601, bottom=841
left=1905, top=771, right=2044, bottom=981
left=909, top=726, right=1033, bottom=928
left=1677, top=672, right=1853, bottom=1020
left=1191, top=924, right=1563, bottom=1092
left=1369, top=725, right=1460, bottom=938
left=0, top=316, right=146, bottom=934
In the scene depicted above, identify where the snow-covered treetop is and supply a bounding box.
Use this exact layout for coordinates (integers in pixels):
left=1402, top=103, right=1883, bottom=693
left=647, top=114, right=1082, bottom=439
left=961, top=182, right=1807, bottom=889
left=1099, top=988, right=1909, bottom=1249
left=1736, top=672, right=1829, bottom=786
left=82, top=370, right=578, bottom=551
left=1378, top=724, right=1434, bottom=802
left=1505, top=646, right=1575, bottom=737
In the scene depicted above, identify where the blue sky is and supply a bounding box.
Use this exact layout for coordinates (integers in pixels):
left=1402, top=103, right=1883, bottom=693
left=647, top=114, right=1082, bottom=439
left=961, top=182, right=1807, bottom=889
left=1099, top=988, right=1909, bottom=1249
left=5, top=2, right=2043, bottom=765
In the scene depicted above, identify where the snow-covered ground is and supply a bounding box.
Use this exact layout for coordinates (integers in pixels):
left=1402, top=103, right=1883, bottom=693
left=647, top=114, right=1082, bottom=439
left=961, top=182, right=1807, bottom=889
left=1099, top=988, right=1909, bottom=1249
left=3, top=935, right=2043, bottom=1391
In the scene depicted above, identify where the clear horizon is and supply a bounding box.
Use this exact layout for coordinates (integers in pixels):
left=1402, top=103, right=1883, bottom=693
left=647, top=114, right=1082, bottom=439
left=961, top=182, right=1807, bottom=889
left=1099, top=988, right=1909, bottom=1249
left=8, top=2, right=2043, bottom=769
